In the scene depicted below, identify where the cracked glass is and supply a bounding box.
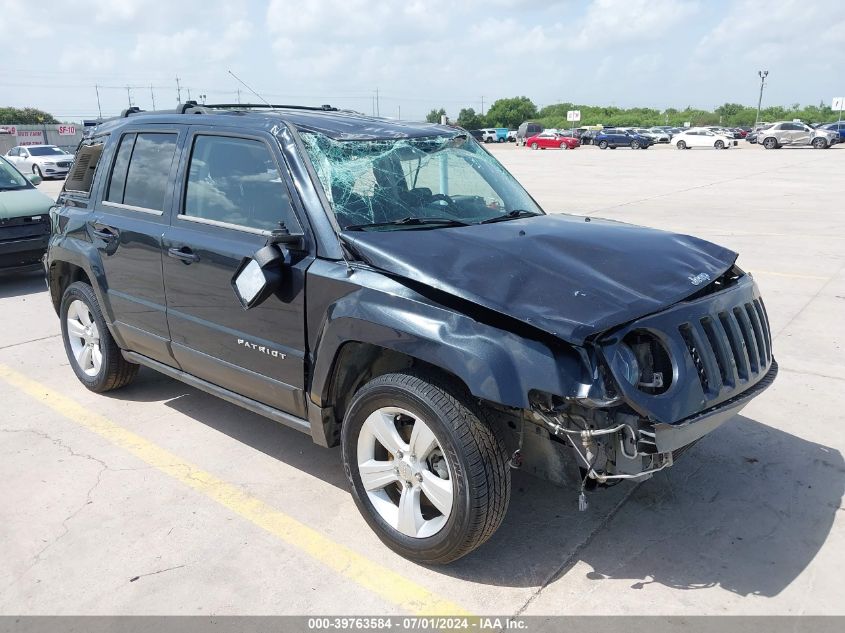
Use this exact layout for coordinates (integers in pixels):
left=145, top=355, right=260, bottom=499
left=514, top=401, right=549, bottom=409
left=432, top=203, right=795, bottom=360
left=300, top=132, right=543, bottom=230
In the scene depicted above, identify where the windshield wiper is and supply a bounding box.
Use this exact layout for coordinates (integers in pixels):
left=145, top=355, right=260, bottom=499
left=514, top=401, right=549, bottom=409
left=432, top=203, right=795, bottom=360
left=344, top=216, right=470, bottom=231
left=479, top=209, right=541, bottom=224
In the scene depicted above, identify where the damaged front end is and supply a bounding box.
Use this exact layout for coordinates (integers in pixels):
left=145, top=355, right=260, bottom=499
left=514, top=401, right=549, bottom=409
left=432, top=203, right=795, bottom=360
left=525, top=267, right=778, bottom=506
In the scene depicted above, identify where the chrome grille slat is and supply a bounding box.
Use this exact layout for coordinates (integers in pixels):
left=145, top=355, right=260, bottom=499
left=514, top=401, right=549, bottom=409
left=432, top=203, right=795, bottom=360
left=753, top=299, right=772, bottom=361
left=745, top=302, right=767, bottom=366
left=734, top=306, right=760, bottom=375
left=700, top=316, right=735, bottom=388
left=719, top=311, right=750, bottom=381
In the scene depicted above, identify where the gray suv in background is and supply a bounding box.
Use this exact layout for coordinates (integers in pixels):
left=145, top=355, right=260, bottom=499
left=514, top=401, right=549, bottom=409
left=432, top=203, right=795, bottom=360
left=758, top=121, right=839, bottom=149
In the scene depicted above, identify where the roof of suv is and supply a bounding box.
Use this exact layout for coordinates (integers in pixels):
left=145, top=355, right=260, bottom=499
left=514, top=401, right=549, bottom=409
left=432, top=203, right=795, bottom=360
left=92, top=105, right=456, bottom=141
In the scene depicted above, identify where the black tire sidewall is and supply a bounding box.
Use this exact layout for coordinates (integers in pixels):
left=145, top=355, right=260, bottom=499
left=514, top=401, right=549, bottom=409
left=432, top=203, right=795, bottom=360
left=60, top=282, right=112, bottom=390
left=341, top=379, right=476, bottom=562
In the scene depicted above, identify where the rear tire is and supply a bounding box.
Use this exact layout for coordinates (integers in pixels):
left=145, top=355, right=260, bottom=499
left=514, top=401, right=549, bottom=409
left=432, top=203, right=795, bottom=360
left=60, top=281, right=138, bottom=392
left=341, top=371, right=511, bottom=564
left=530, top=142, right=539, bottom=150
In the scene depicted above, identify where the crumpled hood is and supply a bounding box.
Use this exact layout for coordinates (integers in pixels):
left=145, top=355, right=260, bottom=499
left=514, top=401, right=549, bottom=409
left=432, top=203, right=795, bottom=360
left=0, top=188, right=54, bottom=220
left=341, top=214, right=738, bottom=345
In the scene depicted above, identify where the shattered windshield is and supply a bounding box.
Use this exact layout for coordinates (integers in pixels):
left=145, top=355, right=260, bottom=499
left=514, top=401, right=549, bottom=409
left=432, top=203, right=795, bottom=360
left=300, top=131, right=543, bottom=230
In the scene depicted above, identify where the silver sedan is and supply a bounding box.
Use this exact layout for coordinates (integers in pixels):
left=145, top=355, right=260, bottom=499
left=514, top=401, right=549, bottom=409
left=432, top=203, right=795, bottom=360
left=5, top=144, right=74, bottom=179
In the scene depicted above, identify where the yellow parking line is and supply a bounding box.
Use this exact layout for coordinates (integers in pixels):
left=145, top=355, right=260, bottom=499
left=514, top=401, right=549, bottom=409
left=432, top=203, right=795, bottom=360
left=752, top=270, right=829, bottom=281
left=0, top=364, right=468, bottom=616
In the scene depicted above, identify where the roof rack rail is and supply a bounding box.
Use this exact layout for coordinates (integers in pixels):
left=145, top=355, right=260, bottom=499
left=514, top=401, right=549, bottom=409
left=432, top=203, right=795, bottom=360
left=196, top=103, right=338, bottom=112
left=121, top=106, right=144, bottom=118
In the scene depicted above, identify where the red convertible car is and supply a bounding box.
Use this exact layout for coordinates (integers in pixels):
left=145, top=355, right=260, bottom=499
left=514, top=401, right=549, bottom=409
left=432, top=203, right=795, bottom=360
left=525, top=132, right=580, bottom=150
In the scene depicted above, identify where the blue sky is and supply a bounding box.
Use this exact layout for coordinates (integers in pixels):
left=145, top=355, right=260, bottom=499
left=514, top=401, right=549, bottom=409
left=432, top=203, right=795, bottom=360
left=2, top=0, right=843, bottom=122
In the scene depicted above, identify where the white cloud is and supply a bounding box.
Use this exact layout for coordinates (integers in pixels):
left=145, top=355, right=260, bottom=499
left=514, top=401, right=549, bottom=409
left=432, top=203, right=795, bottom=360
left=570, top=0, right=699, bottom=49
left=2, top=0, right=841, bottom=121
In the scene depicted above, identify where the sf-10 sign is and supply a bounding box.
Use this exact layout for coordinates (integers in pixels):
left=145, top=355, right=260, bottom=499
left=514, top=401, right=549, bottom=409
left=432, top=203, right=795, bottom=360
left=566, top=110, right=581, bottom=122
left=57, top=125, right=77, bottom=136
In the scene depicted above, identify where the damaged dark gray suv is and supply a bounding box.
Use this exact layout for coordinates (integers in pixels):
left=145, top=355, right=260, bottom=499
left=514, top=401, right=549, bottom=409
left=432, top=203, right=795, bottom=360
left=46, top=102, right=777, bottom=563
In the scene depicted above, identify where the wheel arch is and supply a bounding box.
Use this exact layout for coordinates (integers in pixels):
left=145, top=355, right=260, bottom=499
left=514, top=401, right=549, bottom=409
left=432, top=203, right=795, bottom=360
left=306, top=292, right=582, bottom=448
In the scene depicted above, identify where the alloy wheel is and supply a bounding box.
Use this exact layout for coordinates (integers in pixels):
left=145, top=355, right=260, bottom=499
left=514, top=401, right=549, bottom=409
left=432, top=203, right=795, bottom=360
left=356, top=406, right=453, bottom=539
left=66, top=299, right=103, bottom=377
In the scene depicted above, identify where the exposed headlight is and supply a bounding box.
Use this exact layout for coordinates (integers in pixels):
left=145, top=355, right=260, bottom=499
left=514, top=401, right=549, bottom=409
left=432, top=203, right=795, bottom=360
left=43, top=161, right=56, bottom=166
left=616, top=343, right=640, bottom=386
left=615, top=331, right=673, bottom=394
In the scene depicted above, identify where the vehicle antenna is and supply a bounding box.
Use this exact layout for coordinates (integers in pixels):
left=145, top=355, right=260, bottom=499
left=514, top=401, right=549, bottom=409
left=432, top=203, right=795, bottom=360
left=228, top=70, right=271, bottom=106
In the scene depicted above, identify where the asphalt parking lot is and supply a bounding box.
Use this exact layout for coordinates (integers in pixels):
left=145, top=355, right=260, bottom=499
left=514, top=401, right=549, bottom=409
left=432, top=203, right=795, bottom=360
left=1, top=141, right=843, bottom=616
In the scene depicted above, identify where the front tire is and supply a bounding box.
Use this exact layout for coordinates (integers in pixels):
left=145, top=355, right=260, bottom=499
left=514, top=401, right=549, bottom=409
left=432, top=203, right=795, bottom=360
left=60, top=281, right=138, bottom=392
left=530, top=142, right=539, bottom=150
left=763, top=137, right=778, bottom=149
left=341, top=372, right=510, bottom=564
left=812, top=137, right=827, bottom=149
left=598, top=140, right=608, bottom=149
left=32, top=164, right=43, bottom=179
left=559, top=142, right=568, bottom=150
left=714, top=140, right=725, bottom=150
left=630, top=140, right=640, bottom=149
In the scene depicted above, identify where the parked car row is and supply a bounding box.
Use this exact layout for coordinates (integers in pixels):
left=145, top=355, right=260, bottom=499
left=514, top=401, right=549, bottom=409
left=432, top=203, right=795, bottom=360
left=495, top=119, right=843, bottom=151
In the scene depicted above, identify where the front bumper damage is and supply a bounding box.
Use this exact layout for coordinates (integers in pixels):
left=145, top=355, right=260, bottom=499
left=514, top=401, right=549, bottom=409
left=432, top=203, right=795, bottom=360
left=524, top=272, right=777, bottom=502
left=533, top=360, right=777, bottom=486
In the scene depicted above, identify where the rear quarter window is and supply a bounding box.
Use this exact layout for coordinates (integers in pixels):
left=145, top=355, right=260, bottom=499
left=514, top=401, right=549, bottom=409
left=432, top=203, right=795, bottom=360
left=64, top=142, right=105, bottom=195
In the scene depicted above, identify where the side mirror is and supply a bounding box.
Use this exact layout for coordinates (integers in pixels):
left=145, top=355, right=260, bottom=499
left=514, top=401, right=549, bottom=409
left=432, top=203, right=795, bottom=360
left=231, top=244, right=288, bottom=310
left=26, top=173, right=42, bottom=185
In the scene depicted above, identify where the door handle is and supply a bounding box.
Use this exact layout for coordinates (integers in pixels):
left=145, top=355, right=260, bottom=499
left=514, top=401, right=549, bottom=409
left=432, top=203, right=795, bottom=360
left=168, top=246, right=199, bottom=264
left=91, top=226, right=118, bottom=241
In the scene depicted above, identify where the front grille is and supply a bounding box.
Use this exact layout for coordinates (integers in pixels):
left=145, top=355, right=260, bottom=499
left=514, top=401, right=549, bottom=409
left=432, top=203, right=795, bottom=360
left=677, top=297, right=772, bottom=399
left=0, top=216, right=50, bottom=242
left=57, top=161, right=72, bottom=168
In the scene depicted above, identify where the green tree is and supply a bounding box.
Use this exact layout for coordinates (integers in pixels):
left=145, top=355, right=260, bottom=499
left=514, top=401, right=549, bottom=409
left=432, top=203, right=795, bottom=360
left=0, top=107, right=59, bottom=125
left=456, top=107, right=484, bottom=130
left=425, top=108, right=447, bottom=124
left=484, top=97, right=538, bottom=128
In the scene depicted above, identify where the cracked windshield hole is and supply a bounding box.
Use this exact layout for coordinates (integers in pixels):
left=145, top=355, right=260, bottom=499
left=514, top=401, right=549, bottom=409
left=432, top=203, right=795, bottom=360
left=300, top=132, right=543, bottom=230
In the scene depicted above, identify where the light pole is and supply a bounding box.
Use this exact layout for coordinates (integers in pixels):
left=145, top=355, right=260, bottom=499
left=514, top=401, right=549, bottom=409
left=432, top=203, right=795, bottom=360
left=755, top=70, right=768, bottom=128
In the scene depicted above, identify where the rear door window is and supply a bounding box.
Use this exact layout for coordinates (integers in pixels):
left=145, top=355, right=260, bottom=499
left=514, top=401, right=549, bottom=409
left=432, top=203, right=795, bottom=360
left=105, top=132, right=178, bottom=212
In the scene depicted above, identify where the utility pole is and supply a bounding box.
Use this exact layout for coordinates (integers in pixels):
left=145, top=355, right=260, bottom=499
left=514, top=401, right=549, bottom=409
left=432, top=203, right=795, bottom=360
left=480, top=96, right=485, bottom=115
left=175, top=76, right=182, bottom=104
left=187, top=87, right=192, bottom=101
left=397, top=105, right=400, bottom=120
left=237, top=88, right=241, bottom=104
left=755, top=70, right=768, bottom=128
left=94, top=85, right=102, bottom=119
left=125, top=85, right=133, bottom=108
left=375, top=88, right=380, bottom=117
left=150, top=84, right=156, bottom=110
